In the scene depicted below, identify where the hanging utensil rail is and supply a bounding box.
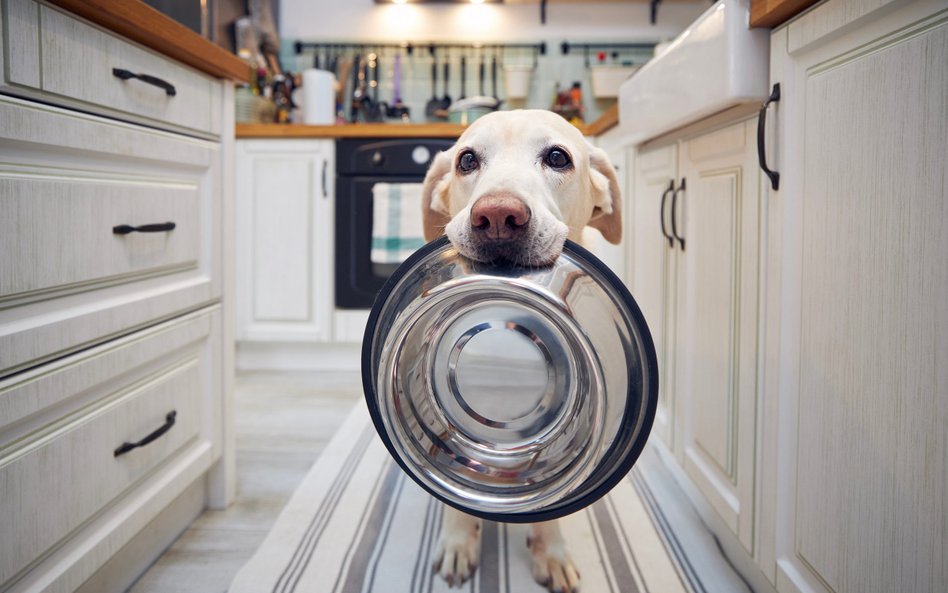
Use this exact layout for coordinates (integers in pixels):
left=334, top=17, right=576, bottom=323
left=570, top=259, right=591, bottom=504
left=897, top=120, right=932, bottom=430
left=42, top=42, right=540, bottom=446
left=294, top=42, right=547, bottom=68
left=559, top=41, right=657, bottom=67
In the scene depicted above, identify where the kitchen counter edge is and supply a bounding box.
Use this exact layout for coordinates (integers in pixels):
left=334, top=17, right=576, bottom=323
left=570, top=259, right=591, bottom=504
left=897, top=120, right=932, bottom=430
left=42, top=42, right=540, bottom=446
left=236, top=105, right=619, bottom=139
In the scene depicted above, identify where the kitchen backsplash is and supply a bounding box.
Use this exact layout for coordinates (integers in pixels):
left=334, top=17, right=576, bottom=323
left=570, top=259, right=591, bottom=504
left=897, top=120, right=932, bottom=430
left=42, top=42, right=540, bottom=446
left=281, top=41, right=655, bottom=124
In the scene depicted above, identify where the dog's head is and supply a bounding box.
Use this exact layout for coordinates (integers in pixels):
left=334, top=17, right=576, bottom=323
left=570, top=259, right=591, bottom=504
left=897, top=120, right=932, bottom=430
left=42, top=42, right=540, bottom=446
left=421, top=109, right=622, bottom=266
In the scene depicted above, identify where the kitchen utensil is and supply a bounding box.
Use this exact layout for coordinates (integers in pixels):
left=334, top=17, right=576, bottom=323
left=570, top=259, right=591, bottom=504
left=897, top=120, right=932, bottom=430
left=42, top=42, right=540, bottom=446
left=425, top=50, right=440, bottom=121
left=491, top=50, right=498, bottom=101
left=459, top=54, right=467, bottom=100
left=479, top=49, right=486, bottom=96
left=327, top=46, right=338, bottom=75
left=440, top=57, right=452, bottom=111
left=350, top=54, right=366, bottom=122
left=447, top=95, right=501, bottom=125
left=335, top=56, right=353, bottom=121
left=363, top=52, right=384, bottom=122
left=363, top=236, right=658, bottom=522
left=385, top=53, right=411, bottom=121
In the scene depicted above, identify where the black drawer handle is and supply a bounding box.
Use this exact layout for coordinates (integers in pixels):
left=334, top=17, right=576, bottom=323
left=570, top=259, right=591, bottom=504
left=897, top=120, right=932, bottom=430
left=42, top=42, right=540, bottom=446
left=112, top=67, right=177, bottom=97
left=670, top=177, right=686, bottom=251
left=322, top=159, right=328, bottom=199
left=113, top=222, right=176, bottom=235
left=757, top=83, right=780, bottom=190
left=659, top=180, right=675, bottom=248
left=114, top=410, right=177, bottom=457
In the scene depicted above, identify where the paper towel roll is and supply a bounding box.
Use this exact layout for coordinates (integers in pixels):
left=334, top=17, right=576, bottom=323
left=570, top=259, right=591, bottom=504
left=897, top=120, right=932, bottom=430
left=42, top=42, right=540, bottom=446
left=302, top=69, right=335, bottom=125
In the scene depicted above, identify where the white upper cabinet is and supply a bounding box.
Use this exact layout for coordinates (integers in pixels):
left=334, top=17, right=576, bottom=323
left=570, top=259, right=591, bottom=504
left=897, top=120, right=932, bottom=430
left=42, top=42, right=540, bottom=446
left=763, top=1, right=948, bottom=592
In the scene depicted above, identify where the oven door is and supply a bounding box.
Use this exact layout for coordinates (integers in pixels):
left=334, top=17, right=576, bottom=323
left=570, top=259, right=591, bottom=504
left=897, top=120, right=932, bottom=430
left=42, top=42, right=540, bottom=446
left=335, top=175, right=428, bottom=309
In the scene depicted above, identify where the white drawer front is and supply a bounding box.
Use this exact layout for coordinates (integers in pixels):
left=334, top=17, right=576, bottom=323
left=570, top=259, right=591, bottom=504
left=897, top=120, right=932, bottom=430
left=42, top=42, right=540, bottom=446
left=0, top=174, right=200, bottom=301
left=0, top=308, right=219, bottom=587
left=0, top=0, right=220, bottom=137
left=0, top=96, right=221, bottom=376
left=38, top=5, right=218, bottom=136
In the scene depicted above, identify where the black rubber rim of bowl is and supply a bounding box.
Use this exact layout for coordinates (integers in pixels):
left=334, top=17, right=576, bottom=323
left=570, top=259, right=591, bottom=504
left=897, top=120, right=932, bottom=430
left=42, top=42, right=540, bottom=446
left=361, top=236, right=659, bottom=523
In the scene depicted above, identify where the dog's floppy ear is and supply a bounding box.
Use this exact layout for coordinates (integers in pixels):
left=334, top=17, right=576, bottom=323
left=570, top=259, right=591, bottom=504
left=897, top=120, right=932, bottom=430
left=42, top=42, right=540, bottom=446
left=587, top=146, right=623, bottom=245
left=422, top=149, right=454, bottom=242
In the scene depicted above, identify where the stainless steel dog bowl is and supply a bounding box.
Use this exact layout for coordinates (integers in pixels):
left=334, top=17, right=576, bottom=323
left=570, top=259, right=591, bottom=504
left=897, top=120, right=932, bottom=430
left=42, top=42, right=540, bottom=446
left=362, top=237, right=657, bottom=522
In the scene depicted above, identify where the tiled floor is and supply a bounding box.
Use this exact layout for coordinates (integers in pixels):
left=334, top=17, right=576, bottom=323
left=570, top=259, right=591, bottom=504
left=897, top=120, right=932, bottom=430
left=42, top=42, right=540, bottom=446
left=126, top=371, right=363, bottom=593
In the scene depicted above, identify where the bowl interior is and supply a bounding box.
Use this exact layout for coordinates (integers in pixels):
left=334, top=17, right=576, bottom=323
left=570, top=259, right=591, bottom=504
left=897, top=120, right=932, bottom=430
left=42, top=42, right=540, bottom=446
left=363, top=238, right=657, bottom=522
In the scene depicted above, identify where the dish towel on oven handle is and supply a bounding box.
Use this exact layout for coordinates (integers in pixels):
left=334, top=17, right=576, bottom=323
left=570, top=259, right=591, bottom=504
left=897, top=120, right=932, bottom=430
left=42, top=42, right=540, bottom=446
left=371, top=182, right=426, bottom=264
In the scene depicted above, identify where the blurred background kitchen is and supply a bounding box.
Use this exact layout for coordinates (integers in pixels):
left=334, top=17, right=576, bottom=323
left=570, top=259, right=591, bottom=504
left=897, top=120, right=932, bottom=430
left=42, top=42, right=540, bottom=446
left=146, top=0, right=707, bottom=127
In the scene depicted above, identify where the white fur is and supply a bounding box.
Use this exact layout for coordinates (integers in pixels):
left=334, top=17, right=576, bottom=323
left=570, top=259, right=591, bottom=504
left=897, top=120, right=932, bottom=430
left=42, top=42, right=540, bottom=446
left=424, top=109, right=619, bottom=265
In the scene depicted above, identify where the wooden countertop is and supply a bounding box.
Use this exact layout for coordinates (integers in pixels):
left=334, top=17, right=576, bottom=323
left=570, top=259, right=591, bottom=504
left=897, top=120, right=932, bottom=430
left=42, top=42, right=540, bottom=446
left=47, top=0, right=250, bottom=82
left=236, top=104, right=620, bottom=139
left=236, top=122, right=469, bottom=139
left=750, top=0, right=821, bottom=27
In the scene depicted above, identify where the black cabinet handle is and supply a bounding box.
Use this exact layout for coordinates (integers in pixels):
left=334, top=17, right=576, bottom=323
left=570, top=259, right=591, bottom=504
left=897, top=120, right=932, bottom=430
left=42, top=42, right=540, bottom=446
left=670, top=177, right=686, bottom=251
left=659, top=180, right=675, bottom=248
left=114, top=411, right=177, bottom=457
left=322, top=159, right=328, bottom=199
left=113, top=222, right=176, bottom=235
left=112, top=68, right=177, bottom=96
left=757, top=83, right=780, bottom=190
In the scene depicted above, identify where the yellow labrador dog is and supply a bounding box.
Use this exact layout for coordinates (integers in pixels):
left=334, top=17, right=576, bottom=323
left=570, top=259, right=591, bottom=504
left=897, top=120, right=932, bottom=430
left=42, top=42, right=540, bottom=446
left=420, top=109, right=622, bottom=593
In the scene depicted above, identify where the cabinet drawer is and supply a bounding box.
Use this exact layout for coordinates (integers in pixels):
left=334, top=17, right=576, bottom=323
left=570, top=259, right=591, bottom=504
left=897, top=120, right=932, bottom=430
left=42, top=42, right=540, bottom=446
left=0, top=96, right=221, bottom=376
left=0, top=307, right=219, bottom=586
left=0, top=174, right=200, bottom=301
left=1, top=0, right=220, bottom=137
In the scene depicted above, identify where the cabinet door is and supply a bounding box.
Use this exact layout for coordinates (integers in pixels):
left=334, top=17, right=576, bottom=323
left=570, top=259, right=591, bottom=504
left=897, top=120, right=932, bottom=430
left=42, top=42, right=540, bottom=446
left=236, top=140, right=334, bottom=342
left=676, top=120, right=761, bottom=553
left=765, top=2, right=947, bottom=592
left=630, top=145, right=678, bottom=449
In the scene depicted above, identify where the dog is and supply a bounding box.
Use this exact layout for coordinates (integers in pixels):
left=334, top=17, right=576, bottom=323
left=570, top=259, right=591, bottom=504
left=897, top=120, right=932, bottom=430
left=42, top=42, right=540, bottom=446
left=419, top=109, right=622, bottom=593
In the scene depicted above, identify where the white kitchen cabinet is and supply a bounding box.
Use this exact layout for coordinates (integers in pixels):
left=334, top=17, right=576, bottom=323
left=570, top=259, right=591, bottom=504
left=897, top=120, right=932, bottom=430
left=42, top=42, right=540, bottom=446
left=630, top=144, right=678, bottom=449
left=629, top=118, right=763, bottom=554
left=676, top=121, right=761, bottom=553
left=761, top=1, right=947, bottom=592
left=236, top=140, right=334, bottom=343
left=0, top=2, right=235, bottom=592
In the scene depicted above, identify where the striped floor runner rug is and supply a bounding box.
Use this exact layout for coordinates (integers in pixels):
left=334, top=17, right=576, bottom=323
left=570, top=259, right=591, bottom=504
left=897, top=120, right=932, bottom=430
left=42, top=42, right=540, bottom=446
left=229, top=404, right=695, bottom=593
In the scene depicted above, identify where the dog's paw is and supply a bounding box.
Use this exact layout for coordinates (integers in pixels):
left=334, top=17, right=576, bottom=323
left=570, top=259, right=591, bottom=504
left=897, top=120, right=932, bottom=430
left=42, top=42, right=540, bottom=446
left=432, top=516, right=481, bottom=587
left=527, top=530, right=580, bottom=593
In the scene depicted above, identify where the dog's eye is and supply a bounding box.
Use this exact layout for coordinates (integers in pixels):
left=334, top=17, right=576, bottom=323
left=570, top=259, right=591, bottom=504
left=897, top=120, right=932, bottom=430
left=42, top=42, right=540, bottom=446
left=458, top=150, right=479, bottom=173
left=544, top=148, right=572, bottom=169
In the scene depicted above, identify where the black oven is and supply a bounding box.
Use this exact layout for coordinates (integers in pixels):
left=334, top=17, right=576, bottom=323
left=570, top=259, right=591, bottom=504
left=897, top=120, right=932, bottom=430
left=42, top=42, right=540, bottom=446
left=335, top=138, right=456, bottom=309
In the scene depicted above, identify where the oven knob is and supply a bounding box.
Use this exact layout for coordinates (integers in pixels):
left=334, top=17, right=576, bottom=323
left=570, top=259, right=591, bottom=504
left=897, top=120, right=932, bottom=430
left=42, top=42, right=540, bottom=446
left=412, top=146, right=431, bottom=165
left=372, top=151, right=385, bottom=166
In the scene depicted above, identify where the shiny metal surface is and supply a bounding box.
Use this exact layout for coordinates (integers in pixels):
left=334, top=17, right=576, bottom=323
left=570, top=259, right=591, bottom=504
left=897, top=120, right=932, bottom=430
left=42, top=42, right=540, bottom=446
left=363, top=238, right=657, bottom=521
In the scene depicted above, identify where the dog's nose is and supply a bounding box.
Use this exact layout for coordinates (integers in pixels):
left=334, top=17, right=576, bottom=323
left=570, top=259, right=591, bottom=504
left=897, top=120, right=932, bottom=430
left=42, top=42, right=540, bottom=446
left=470, top=195, right=531, bottom=241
